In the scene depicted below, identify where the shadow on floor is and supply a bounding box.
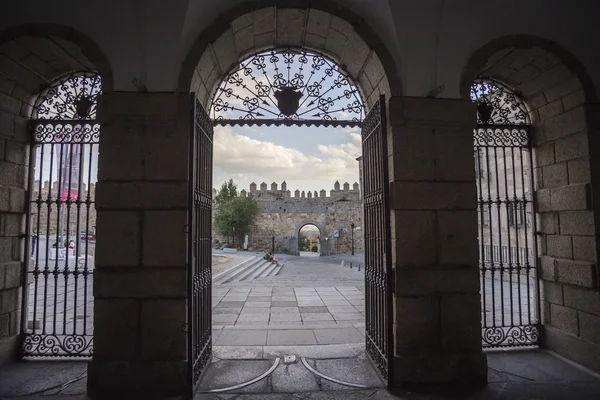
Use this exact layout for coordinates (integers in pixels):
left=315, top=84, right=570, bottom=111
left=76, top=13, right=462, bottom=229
left=0, top=350, right=599, bottom=399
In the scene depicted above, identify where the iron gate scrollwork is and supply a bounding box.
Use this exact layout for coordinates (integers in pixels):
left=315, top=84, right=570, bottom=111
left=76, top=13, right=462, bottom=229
left=188, top=95, right=214, bottom=393
left=361, top=95, right=393, bottom=384
left=472, top=79, right=540, bottom=348
left=22, top=72, right=100, bottom=358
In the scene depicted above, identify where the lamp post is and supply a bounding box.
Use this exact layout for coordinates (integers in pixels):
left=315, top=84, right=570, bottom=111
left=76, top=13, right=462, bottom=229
left=232, top=225, right=236, bottom=248
left=350, top=223, right=355, bottom=255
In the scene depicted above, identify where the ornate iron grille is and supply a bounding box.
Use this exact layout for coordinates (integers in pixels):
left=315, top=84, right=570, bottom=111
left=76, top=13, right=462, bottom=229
left=361, top=96, right=393, bottom=384
left=472, top=79, right=540, bottom=348
left=22, top=72, right=101, bottom=358
left=210, top=48, right=364, bottom=127
left=188, top=95, right=213, bottom=393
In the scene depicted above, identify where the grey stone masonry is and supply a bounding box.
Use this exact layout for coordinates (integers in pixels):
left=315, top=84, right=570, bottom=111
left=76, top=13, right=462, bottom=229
left=87, top=92, right=190, bottom=398
left=387, top=96, right=487, bottom=387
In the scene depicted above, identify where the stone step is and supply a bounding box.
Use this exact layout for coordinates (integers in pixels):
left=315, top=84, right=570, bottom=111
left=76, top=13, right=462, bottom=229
left=214, top=256, right=260, bottom=284
left=259, top=262, right=280, bottom=278
left=271, top=265, right=282, bottom=276
left=242, top=260, right=274, bottom=281
left=235, top=259, right=269, bottom=282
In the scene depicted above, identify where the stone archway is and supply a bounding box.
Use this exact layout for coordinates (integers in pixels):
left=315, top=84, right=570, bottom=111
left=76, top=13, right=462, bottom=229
left=460, top=34, right=600, bottom=374
left=293, top=220, right=328, bottom=256
left=0, top=24, right=112, bottom=367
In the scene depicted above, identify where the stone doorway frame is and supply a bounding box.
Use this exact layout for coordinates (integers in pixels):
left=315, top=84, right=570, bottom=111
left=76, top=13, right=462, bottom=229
left=294, top=221, right=327, bottom=256
left=177, top=1, right=402, bottom=393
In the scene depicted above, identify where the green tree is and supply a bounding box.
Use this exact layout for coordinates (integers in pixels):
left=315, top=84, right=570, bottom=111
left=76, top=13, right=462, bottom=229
left=215, top=179, right=238, bottom=209
left=213, top=181, right=259, bottom=245
left=298, top=231, right=308, bottom=251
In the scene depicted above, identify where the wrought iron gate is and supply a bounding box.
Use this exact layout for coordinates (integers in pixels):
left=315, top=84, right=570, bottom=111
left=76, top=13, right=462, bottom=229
left=188, top=95, right=214, bottom=393
left=474, top=125, right=540, bottom=348
left=361, top=95, right=393, bottom=384
left=22, top=72, right=100, bottom=358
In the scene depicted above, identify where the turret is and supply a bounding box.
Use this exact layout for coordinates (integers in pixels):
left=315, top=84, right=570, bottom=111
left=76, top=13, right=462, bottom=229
left=271, top=182, right=277, bottom=191
left=353, top=182, right=359, bottom=190
left=281, top=181, right=287, bottom=191
left=295, top=189, right=300, bottom=197
left=250, top=182, right=257, bottom=192
left=343, top=182, right=350, bottom=190
left=260, top=182, right=267, bottom=191
left=320, top=189, right=326, bottom=198
left=301, top=191, right=305, bottom=198
left=334, top=180, right=340, bottom=191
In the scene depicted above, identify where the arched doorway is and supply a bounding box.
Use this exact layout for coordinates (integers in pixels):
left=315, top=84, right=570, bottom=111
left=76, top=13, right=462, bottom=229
left=181, top=5, right=398, bottom=394
left=297, top=222, right=323, bottom=257
left=462, top=35, right=600, bottom=372
left=0, top=26, right=112, bottom=364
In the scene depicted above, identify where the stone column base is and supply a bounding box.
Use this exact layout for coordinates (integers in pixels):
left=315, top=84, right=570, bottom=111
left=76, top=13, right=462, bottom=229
left=393, top=351, right=488, bottom=391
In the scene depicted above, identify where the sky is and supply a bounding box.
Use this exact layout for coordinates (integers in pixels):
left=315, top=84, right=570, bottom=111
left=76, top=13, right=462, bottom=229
left=212, top=125, right=361, bottom=194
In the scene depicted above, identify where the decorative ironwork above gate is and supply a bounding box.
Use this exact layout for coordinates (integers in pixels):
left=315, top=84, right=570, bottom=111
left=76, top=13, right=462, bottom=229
left=471, top=79, right=529, bottom=125
left=210, top=48, right=364, bottom=127
left=33, top=72, right=102, bottom=120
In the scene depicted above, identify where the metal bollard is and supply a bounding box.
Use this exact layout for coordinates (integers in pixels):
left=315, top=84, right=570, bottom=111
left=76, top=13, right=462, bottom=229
left=358, top=263, right=361, bottom=272
left=350, top=262, right=353, bottom=269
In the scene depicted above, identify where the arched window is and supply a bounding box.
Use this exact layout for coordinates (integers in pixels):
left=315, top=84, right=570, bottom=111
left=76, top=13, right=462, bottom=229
left=23, top=71, right=101, bottom=358
left=210, top=48, right=364, bottom=127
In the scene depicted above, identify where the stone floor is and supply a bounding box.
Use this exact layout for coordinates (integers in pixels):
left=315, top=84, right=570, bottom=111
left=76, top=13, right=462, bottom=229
left=1, top=350, right=599, bottom=399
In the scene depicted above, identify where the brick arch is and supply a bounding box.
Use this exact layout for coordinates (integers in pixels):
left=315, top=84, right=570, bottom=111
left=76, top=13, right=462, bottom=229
left=294, top=220, right=327, bottom=256
left=177, top=1, right=402, bottom=109
left=460, top=34, right=600, bottom=374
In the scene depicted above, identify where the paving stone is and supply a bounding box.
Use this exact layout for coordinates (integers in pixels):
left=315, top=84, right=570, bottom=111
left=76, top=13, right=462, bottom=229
left=240, top=307, right=270, bottom=314
left=315, top=358, right=384, bottom=390
left=244, top=301, right=271, bottom=308
left=327, top=306, right=359, bottom=313
left=213, top=314, right=238, bottom=324
left=300, top=306, right=329, bottom=313
left=247, top=296, right=272, bottom=302
left=313, top=327, right=364, bottom=344
left=271, top=361, right=319, bottom=392
left=302, top=313, right=335, bottom=322
left=271, top=307, right=300, bottom=314
left=272, top=301, right=298, bottom=307
left=214, top=329, right=268, bottom=346
left=237, top=314, right=270, bottom=323
left=213, top=308, right=242, bottom=314
left=267, top=329, right=317, bottom=345
left=212, top=330, right=223, bottom=343
left=213, top=346, right=263, bottom=360
left=272, top=297, right=296, bottom=302
left=298, top=301, right=325, bottom=306
left=198, top=360, right=270, bottom=393
left=270, top=313, right=302, bottom=322
left=217, top=301, right=246, bottom=308
left=323, top=300, right=352, bottom=306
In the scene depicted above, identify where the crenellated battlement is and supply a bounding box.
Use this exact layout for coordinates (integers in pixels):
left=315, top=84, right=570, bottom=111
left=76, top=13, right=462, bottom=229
left=215, top=180, right=361, bottom=199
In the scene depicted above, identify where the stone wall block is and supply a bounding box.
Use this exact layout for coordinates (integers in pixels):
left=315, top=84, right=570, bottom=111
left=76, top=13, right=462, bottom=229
left=541, top=163, right=568, bottom=188
left=394, top=296, right=440, bottom=353
left=97, top=182, right=187, bottom=210
left=542, top=280, right=564, bottom=305
left=391, top=128, right=435, bottom=181
left=550, top=183, right=591, bottom=211
left=97, top=126, right=144, bottom=181
left=95, top=211, right=139, bottom=267
left=544, top=76, right=583, bottom=104
left=563, top=89, right=586, bottom=111
left=305, top=8, right=330, bottom=37
left=0, top=287, right=20, bottom=314
left=252, top=7, right=276, bottom=35
left=341, top=33, right=370, bottom=78
left=93, top=298, right=138, bottom=359
left=142, top=211, right=186, bottom=267
left=579, top=312, right=600, bottom=345
left=538, top=99, right=565, bottom=122
left=389, top=97, right=476, bottom=130
left=563, top=285, right=600, bottom=315
left=94, top=268, right=186, bottom=298
left=546, top=235, right=573, bottom=259
left=143, top=127, right=189, bottom=182
left=440, top=294, right=482, bottom=351
left=0, top=313, right=8, bottom=337
left=212, top=29, right=237, bottom=74
left=438, top=211, right=478, bottom=266
left=140, top=299, right=186, bottom=360
left=534, top=143, right=555, bottom=167
left=556, top=259, right=597, bottom=288
left=555, top=131, right=589, bottom=163
left=536, top=189, right=551, bottom=212
left=276, top=9, right=306, bottom=46
left=559, top=212, right=595, bottom=236
left=394, top=211, right=435, bottom=266
left=549, top=304, right=579, bottom=335
left=2, top=262, right=21, bottom=289
left=539, top=256, right=557, bottom=281
left=434, top=130, right=476, bottom=181
left=97, top=93, right=181, bottom=126
left=572, top=236, right=597, bottom=262
left=567, top=158, right=591, bottom=184
left=544, top=326, right=600, bottom=374
left=538, top=213, right=559, bottom=235
left=395, top=266, right=480, bottom=296
left=0, top=188, right=9, bottom=213
left=391, top=182, right=476, bottom=211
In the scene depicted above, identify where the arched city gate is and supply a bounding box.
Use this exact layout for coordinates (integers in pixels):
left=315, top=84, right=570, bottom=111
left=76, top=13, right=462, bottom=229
left=186, top=47, right=394, bottom=393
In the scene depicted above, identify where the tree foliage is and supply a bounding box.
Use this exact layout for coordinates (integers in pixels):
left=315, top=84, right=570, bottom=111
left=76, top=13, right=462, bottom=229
left=213, top=180, right=259, bottom=242
left=298, top=231, right=308, bottom=251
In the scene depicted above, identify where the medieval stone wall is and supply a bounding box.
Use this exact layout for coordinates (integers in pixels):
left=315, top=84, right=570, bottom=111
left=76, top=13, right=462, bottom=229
left=212, top=180, right=364, bottom=255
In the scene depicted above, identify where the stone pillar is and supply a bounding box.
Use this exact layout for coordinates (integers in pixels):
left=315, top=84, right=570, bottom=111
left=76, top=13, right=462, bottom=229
left=388, top=97, right=487, bottom=388
left=88, top=92, right=189, bottom=398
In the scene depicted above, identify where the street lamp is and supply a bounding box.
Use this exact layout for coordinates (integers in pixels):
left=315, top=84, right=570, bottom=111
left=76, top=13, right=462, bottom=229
left=232, top=225, right=236, bottom=247
left=350, top=223, right=355, bottom=255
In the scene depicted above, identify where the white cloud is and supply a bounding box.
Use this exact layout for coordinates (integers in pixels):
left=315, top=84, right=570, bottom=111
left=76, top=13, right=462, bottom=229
left=213, top=126, right=361, bottom=185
